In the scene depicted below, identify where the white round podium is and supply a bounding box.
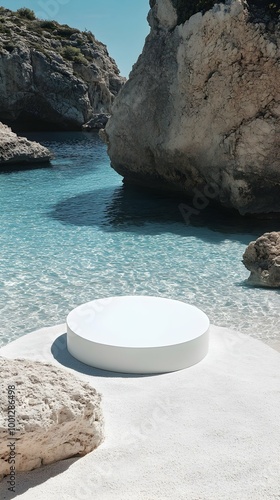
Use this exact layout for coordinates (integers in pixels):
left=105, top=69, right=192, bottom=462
left=66, top=296, right=209, bottom=374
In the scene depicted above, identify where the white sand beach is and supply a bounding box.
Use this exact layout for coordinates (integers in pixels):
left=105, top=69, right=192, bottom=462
left=0, top=324, right=280, bottom=500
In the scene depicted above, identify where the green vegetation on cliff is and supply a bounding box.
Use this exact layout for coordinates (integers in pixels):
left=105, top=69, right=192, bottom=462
left=0, top=7, right=124, bottom=131
left=165, top=0, right=280, bottom=24
left=171, top=0, right=217, bottom=23
left=17, top=7, right=36, bottom=20
left=0, top=7, right=99, bottom=66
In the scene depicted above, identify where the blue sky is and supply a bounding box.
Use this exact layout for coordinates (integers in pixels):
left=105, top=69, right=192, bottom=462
left=1, top=0, right=150, bottom=76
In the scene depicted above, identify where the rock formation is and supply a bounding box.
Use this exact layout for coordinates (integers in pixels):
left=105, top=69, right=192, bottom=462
left=0, top=358, right=104, bottom=479
left=105, top=0, right=280, bottom=215
left=83, top=113, right=110, bottom=131
left=0, top=8, right=125, bottom=131
left=0, top=122, right=52, bottom=165
left=243, top=231, right=280, bottom=286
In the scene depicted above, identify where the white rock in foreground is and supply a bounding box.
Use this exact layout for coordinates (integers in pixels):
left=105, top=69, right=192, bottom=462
left=0, top=122, right=52, bottom=165
left=0, top=358, right=104, bottom=480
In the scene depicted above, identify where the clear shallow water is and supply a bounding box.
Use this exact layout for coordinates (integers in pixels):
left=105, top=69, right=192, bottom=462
left=0, top=131, right=280, bottom=347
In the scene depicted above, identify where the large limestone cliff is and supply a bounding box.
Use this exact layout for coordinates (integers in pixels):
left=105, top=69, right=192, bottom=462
left=105, top=0, right=280, bottom=215
left=0, top=8, right=124, bottom=131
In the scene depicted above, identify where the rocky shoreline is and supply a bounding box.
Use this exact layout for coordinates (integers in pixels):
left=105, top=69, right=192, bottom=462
left=0, top=7, right=124, bottom=131
left=0, top=7, right=126, bottom=165
left=0, top=122, right=52, bottom=166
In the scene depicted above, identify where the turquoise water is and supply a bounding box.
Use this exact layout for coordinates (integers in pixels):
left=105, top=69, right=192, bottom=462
left=0, top=131, right=280, bottom=347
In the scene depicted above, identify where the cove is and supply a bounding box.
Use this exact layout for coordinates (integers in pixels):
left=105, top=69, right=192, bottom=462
left=0, top=131, right=279, bottom=347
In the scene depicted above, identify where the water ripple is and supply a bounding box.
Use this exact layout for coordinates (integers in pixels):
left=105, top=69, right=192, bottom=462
left=1, top=132, right=280, bottom=346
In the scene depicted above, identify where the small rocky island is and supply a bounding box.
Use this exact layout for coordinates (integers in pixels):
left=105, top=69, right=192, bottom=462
left=105, top=0, right=280, bottom=216
left=0, top=7, right=124, bottom=131
left=243, top=231, right=280, bottom=287
left=0, top=122, right=52, bottom=166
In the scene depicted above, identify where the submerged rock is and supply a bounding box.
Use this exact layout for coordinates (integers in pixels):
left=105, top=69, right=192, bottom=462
left=105, top=0, right=280, bottom=215
left=0, top=122, right=52, bottom=165
left=83, top=113, right=110, bottom=130
left=0, top=358, right=104, bottom=480
left=243, top=232, right=280, bottom=287
left=0, top=8, right=125, bottom=131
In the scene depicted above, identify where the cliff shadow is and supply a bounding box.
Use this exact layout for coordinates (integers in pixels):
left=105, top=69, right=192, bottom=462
left=48, top=184, right=280, bottom=244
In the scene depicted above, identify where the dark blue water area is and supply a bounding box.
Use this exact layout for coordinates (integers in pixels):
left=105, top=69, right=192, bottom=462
left=0, top=131, right=279, bottom=345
